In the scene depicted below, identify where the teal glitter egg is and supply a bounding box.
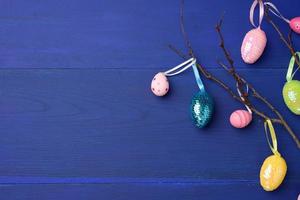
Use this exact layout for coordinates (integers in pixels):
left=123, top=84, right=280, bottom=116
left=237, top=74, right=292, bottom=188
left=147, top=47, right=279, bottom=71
left=190, top=91, right=214, bottom=128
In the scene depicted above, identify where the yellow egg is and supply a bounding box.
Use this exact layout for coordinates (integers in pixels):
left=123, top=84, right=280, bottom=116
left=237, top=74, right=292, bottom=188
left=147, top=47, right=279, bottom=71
left=260, top=154, right=287, bottom=191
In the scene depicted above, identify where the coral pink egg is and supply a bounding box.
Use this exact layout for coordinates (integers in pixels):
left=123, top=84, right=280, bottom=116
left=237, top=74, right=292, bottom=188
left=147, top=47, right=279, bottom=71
left=151, top=72, right=169, bottom=96
left=241, top=28, right=267, bottom=64
left=290, top=17, right=300, bottom=34
left=230, top=109, right=252, bottom=128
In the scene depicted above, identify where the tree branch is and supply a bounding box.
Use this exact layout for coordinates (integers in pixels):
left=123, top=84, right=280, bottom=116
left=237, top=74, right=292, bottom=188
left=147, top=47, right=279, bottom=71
left=169, top=0, right=300, bottom=149
left=264, top=5, right=300, bottom=70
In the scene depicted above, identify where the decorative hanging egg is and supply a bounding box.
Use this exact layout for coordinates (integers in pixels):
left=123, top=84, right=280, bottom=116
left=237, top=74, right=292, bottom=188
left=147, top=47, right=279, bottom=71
left=229, top=109, right=252, bottom=128
left=260, top=154, right=287, bottom=191
left=282, top=80, right=300, bottom=115
left=151, top=72, right=169, bottom=96
left=241, top=28, right=267, bottom=64
left=290, top=17, right=300, bottom=34
left=190, top=91, right=214, bottom=128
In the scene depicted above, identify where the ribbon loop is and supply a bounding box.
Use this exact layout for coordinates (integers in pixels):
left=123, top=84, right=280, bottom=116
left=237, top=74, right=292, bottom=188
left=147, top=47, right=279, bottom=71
left=236, top=82, right=252, bottom=114
left=264, top=2, right=290, bottom=24
left=164, top=58, right=196, bottom=76
left=250, top=0, right=264, bottom=28
left=286, top=52, right=300, bottom=82
left=163, top=58, right=205, bottom=93
left=264, top=119, right=281, bottom=157
left=192, top=63, right=205, bottom=92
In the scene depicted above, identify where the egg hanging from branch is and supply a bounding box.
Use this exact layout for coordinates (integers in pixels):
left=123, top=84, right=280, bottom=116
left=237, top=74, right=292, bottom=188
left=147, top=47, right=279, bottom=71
left=230, top=109, right=252, bottom=128
left=241, top=28, right=267, bottom=64
left=190, top=90, right=214, bottom=128
left=260, top=154, right=287, bottom=191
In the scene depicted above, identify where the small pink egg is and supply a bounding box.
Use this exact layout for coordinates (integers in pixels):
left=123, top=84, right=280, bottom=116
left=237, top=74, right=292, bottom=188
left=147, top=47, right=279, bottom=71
left=241, top=28, right=267, bottom=64
left=151, top=72, right=169, bottom=96
left=290, top=17, right=300, bottom=34
left=298, top=194, right=300, bottom=200
left=230, top=109, right=252, bottom=128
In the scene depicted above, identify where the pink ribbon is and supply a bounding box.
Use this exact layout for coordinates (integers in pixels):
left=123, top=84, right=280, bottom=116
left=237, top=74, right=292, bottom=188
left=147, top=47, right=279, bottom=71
left=250, top=0, right=264, bottom=28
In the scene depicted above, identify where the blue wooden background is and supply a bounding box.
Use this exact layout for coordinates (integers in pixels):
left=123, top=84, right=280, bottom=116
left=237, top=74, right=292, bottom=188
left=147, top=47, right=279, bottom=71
left=0, top=0, right=299, bottom=199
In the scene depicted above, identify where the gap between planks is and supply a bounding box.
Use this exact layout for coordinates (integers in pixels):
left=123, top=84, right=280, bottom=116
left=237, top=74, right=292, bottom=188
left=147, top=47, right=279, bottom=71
left=0, top=177, right=261, bottom=185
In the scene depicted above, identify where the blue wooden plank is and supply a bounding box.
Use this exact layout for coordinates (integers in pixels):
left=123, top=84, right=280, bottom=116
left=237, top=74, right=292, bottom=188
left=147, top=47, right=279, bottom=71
left=0, top=0, right=299, bottom=69
left=0, top=182, right=299, bottom=200
left=0, top=69, right=298, bottom=182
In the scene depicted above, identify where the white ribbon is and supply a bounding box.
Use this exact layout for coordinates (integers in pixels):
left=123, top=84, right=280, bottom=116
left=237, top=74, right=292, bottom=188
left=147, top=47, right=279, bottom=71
left=264, top=2, right=290, bottom=24
left=236, top=83, right=252, bottom=114
left=164, top=58, right=196, bottom=76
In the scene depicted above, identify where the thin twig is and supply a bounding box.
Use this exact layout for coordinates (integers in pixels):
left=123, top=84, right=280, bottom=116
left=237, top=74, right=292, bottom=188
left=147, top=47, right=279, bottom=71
left=264, top=5, right=300, bottom=69
left=180, top=0, right=194, bottom=57
left=216, top=18, right=235, bottom=70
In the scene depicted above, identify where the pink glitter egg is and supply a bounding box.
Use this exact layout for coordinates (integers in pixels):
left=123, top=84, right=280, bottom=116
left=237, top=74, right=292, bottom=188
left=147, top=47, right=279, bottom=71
left=151, top=72, right=169, bottom=96
left=290, top=17, right=300, bottom=34
left=230, top=110, right=252, bottom=128
left=241, top=28, right=267, bottom=64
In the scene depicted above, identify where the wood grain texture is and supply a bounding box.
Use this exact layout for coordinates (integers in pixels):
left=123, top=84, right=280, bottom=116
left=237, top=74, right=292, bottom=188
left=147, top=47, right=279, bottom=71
left=0, top=0, right=299, bottom=199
